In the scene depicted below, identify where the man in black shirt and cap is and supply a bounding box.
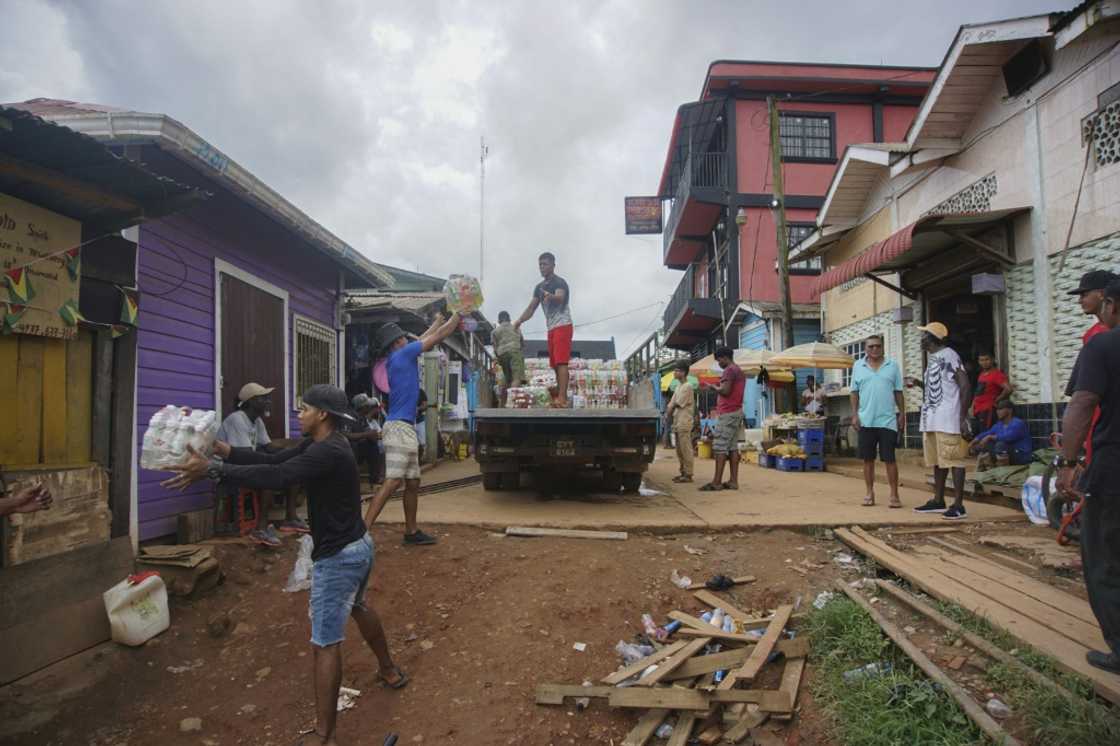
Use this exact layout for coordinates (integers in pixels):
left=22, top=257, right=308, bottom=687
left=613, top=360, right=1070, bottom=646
left=1059, top=279, right=1120, bottom=674
left=164, top=384, right=407, bottom=745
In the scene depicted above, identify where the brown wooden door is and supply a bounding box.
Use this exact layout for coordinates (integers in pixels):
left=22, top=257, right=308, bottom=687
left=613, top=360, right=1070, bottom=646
left=220, top=274, right=286, bottom=438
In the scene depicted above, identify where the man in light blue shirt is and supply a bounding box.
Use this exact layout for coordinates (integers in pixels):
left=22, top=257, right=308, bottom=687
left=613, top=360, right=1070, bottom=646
left=849, top=334, right=905, bottom=508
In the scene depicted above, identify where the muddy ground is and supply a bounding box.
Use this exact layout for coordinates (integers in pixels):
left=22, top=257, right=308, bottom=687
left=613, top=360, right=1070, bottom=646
left=1, top=525, right=848, bottom=746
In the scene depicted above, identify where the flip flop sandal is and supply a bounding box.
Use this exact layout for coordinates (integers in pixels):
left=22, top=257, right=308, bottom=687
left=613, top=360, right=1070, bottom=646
left=672, top=476, right=692, bottom=483
left=699, top=483, right=724, bottom=492
left=379, top=666, right=409, bottom=690
left=722, top=482, right=738, bottom=490
left=862, top=496, right=876, bottom=507
left=888, top=500, right=903, bottom=509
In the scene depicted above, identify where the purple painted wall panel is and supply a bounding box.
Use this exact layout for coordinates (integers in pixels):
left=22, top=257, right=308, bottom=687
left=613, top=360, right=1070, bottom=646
left=134, top=160, right=343, bottom=540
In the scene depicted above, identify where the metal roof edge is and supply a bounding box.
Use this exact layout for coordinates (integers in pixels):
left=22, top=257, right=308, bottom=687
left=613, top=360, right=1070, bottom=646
left=43, top=109, right=393, bottom=288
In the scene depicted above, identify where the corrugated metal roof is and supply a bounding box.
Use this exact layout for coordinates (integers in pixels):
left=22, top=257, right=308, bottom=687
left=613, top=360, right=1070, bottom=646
left=344, top=292, right=443, bottom=312
left=0, top=105, right=207, bottom=229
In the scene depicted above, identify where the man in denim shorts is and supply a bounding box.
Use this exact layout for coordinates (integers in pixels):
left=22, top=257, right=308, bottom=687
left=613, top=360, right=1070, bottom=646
left=365, top=311, right=462, bottom=545
left=162, top=384, right=407, bottom=745
left=701, top=346, right=746, bottom=491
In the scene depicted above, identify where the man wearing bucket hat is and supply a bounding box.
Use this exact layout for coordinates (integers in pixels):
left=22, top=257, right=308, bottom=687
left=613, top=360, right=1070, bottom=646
left=364, top=311, right=462, bottom=546
left=216, top=382, right=309, bottom=545
left=163, top=383, right=409, bottom=743
left=905, top=322, right=973, bottom=520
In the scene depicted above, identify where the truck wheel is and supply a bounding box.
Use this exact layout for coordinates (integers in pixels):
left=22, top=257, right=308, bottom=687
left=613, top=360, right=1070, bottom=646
left=621, top=473, right=642, bottom=494
left=482, top=472, right=503, bottom=491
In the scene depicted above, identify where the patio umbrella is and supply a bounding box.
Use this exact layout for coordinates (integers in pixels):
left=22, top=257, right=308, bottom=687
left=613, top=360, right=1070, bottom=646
left=660, top=371, right=700, bottom=391
left=768, top=341, right=854, bottom=369
left=689, top=353, right=795, bottom=383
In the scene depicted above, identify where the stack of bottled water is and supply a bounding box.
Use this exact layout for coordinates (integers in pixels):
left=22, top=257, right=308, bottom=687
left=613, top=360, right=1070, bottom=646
left=140, top=405, right=219, bottom=470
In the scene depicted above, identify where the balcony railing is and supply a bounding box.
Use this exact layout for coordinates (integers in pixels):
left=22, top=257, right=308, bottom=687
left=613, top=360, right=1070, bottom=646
left=663, top=266, right=696, bottom=332
left=663, top=151, right=728, bottom=258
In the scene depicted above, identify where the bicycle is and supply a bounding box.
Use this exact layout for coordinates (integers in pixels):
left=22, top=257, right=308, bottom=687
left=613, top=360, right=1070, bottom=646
left=1042, top=433, right=1085, bottom=545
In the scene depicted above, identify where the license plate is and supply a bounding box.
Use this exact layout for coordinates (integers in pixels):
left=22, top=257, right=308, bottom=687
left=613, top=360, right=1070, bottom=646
left=553, top=440, right=576, bottom=457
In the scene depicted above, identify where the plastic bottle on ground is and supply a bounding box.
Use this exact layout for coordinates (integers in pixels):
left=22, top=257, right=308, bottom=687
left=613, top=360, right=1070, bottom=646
left=670, top=570, right=692, bottom=589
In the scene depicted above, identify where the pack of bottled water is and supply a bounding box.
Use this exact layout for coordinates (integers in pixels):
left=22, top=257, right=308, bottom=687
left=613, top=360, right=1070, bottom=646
left=140, top=405, right=219, bottom=470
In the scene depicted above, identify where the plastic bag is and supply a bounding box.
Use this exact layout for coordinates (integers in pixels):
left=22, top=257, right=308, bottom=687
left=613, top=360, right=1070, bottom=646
left=140, top=406, right=218, bottom=470
left=614, top=640, right=655, bottom=666
left=443, top=274, right=484, bottom=314
left=1020, top=475, right=1052, bottom=526
left=284, top=535, right=315, bottom=592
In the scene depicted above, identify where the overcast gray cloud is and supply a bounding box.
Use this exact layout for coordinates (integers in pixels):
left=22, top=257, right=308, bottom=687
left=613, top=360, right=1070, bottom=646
left=2, top=0, right=1058, bottom=356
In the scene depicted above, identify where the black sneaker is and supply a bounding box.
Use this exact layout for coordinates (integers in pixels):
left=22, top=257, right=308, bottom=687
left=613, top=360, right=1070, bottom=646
left=942, top=505, right=968, bottom=520
left=403, top=530, right=438, bottom=546
left=913, top=499, right=948, bottom=514
left=1087, top=650, right=1120, bottom=674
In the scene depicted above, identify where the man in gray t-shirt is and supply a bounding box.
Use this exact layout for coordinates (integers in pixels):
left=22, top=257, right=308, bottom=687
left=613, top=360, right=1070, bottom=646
left=514, top=252, right=574, bottom=407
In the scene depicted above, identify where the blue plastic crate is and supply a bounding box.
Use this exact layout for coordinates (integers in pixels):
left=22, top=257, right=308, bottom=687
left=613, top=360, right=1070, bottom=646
left=776, top=457, right=805, bottom=472
left=798, top=429, right=825, bottom=447
left=760, top=454, right=774, bottom=468
left=801, top=442, right=824, bottom=457
left=805, top=455, right=825, bottom=471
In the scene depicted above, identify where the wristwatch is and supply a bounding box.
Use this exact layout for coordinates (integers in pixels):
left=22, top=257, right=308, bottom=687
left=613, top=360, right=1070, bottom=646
left=1051, top=454, right=1079, bottom=469
left=206, top=458, right=225, bottom=483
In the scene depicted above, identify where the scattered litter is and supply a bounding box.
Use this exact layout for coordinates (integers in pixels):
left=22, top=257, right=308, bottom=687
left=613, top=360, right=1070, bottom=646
left=239, top=704, right=256, bottom=715
left=420, top=640, right=435, bottom=651
left=179, top=717, right=203, bottom=733
left=985, top=697, right=1011, bottom=719
left=703, top=574, right=735, bottom=591
left=336, top=686, right=361, bottom=712
left=842, top=661, right=892, bottom=683
left=283, top=535, right=314, bottom=593
left=167, top=659, right=204, bottom=674
left=638, top=483, right=665, bottom=496
left=573, top=642, right=587, bottom=652
left=812, top=591, right=835, bottom=610
left=670, top=570, right=692, bottom=589
left=683, top=545, right=705, bottom=556
left=255, top=666, right=271, bottom=680
left=655, top=723, right=674, bottom=738
left=903, top=626, right=917, bottom=635
left=833, top=553, right=855, bottom=565
left=614, top=640, right=655, bottom=665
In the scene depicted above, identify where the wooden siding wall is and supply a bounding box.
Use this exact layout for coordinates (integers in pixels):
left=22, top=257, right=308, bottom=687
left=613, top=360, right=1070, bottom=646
left=133, top=156, right=342, bottom=540
left=0, top=330, right=93, bottom=467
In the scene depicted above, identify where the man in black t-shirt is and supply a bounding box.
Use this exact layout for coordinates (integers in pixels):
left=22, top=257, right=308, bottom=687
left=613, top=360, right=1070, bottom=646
left=1059, top=279, right=1120, bottom=674
left=164, top=384, right=408, bottom=743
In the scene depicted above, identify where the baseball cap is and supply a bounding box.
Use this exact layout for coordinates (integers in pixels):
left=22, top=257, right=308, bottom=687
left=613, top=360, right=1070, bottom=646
left=237, top=382, right=274, bottom=404
left=916, top=322, right=949, bottom=340
left=1067, top=270, right=1119, bottom=295
left=303, top=384, right=356, bottom=422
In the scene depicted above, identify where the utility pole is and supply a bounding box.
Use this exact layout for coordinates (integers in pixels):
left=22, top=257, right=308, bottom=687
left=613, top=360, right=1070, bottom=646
left=479, top=136, right=489, bottom=286
left=768, top=96, right=794, bottom=351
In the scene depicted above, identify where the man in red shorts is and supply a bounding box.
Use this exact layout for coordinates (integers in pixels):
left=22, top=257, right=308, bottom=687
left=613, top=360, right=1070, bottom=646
left=515, top=252, right=574, bottom=407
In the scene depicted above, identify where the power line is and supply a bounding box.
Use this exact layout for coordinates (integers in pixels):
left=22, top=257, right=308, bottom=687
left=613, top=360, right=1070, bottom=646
left=520, top=300, right=665, bottom=337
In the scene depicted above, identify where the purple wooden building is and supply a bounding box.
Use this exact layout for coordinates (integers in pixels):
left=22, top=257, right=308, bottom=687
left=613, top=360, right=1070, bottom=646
left=27, top=100, right=391, bottom=541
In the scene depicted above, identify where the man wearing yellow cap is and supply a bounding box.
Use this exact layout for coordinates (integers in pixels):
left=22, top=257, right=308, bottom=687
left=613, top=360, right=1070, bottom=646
left=906, top=323, right=973, bottom=520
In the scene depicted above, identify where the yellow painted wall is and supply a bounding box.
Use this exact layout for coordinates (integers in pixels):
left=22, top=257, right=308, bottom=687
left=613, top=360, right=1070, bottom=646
left=822, top=207, right=901, bottom=332
left=0, top=328, right=93, bottom=468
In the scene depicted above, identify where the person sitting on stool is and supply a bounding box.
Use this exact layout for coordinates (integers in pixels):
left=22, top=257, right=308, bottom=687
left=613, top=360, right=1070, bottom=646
left=969, top=399, right=1032, bottom=469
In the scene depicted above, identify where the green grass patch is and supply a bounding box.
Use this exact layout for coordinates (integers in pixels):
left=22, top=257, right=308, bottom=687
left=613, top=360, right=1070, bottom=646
left=930, top=598, right=1120, bottom=746
left=805, top=596, right=982, bottom=746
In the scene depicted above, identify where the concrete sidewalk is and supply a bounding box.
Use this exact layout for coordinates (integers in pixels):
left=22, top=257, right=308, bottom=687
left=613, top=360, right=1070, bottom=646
left=371, top=448, right=1024, bottom=532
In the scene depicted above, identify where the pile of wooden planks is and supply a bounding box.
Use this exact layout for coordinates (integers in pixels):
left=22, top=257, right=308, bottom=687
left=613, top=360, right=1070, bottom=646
left=536, top=589, right=808, bottom=745
left=835, top=525, right=1120, bottom=705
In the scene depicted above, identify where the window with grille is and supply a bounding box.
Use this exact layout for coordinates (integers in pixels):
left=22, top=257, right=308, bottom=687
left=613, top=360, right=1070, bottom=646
left=842, top=341, right=866, bottom=388
left=294, top=316, right=337, bottom=405
left=786, top=223, right=823, bottom=274
left=780, top=113, right=834, bottom=161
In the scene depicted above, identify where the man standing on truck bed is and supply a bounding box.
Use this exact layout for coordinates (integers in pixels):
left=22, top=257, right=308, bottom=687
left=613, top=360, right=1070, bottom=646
left=514, top=252, right=573, bottom=408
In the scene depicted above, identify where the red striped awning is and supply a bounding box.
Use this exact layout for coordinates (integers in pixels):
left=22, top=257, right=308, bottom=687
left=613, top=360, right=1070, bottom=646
left=812, top=221, right=920, bottom=296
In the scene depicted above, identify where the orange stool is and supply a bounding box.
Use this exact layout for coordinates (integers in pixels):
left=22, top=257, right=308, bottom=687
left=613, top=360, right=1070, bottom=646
left=236, top=488, right=262, bottom=536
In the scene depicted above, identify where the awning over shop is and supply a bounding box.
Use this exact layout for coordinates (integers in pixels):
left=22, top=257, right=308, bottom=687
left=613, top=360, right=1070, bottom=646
left=812, top=208, right=1029, bottom=296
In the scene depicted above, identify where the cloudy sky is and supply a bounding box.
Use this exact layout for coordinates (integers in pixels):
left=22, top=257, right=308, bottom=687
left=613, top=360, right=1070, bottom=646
left=3, top=0, right=1058, bottom=356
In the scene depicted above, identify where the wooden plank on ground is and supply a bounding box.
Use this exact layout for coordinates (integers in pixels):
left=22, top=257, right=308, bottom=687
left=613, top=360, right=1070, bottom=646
left=874, top=580, right=1079, bottom=702
left=927, top=536, right=1035, bottom=571
left=687, top=575, right=756, bottom=590
left=600, top=640, right=688, bottom=685
left=719, top=604, right=793, bottom=689
left=665, top=638, right=809, bottom=679
left=637, top=637, right=711, bottom=686
left=505, top=526, right=627, bottom=540
left=621, top=708, right=670, bottom=746
left=721, top=706, right=768, bottom=743
left=669, top=610, right=717, bottom=632
left=886, top=526, right=964, bottom=536
left=837, top=581, right=1022, bottom=746
left=920, top=545, right=1098, bottom=626
left=64, top=331, right=93, bottom=463
left=693, top=590, right=754, bottom=622
left=769, top=657, right=806, bottom=722
left=667, top=710, right=700, bottom=746
left=535, top=683, right=614, bottom=705
left=608, top=687, right=791, bottom=712
left=836, top=527, right=1120, bottom=705
left=911, top=545, right=1105, bottom=648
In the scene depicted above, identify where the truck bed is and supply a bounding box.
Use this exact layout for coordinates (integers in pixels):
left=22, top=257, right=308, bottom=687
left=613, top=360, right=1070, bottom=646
left=473, top=408, right=661, bottom=421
